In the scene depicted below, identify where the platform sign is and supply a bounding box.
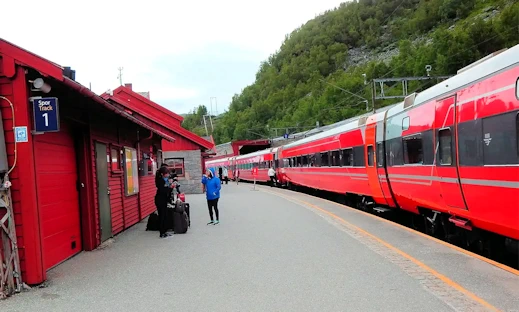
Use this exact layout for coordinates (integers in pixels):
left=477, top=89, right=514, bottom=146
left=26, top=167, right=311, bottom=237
left=283, top=133, right=289, bottom=139
left=14, top=126, right=28, bottom=143
left=32, top=97, right=60, bottom=133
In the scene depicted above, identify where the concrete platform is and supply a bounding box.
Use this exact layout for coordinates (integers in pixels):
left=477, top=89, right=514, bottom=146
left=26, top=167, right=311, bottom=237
left=1, top=183, right=518, bottom=312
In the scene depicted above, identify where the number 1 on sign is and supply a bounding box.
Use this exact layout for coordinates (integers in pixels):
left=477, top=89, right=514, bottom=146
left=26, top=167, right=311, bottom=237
left=42, top=113, right=48, bottom=127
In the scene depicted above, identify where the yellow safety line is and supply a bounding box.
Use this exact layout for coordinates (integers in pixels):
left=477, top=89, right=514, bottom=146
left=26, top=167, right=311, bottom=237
left=260, top=188, right=501, bottom=312
left=263, top=186, right=519, bottom=276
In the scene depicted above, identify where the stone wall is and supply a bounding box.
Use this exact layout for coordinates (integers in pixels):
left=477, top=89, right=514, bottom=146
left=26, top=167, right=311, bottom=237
left=163, top=150, right=203, bottom=194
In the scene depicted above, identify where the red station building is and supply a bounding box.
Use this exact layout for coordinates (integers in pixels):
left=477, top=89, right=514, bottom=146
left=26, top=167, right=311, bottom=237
left=101, top=85, right=215, bottom=194
left=0, top=38, right=212, bottom=290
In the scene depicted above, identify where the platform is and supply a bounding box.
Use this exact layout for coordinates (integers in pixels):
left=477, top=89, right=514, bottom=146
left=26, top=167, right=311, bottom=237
left=1, top=184, right=518, bottom=312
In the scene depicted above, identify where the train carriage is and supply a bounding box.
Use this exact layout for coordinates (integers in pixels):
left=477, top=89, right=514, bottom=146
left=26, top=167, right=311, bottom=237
left=383, top=45, right=519, bottom=243
left=234, top=148, right=276, bottom=182
left=204, top=44, right=519, bottom=255
left=277, top=118, right=372, bottom=197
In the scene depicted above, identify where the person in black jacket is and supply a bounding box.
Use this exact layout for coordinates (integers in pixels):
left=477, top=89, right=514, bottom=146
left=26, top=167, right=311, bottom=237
left=155, top=166, right=174, bottom=238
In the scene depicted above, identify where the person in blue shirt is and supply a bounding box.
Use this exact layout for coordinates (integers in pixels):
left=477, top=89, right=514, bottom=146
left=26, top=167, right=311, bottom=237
left=201, top=167, right=221, bottom=225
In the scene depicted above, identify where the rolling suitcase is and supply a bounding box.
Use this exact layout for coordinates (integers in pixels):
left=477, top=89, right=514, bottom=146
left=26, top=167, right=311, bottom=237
left=175, top=200, right=190, bottom=228
left=173, top=211, right=189, bottom=234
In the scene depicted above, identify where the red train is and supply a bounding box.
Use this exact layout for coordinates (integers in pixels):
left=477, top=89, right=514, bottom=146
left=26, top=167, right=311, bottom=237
left=206, top=45, right=519, bottom=255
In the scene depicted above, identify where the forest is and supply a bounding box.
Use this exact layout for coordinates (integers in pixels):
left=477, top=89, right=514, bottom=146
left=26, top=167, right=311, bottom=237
left=181, top=0, right=519, bottom=144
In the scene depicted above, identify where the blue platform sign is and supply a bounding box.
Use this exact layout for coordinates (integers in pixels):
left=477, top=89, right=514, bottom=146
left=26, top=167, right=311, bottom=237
left=32, top=97, right=60, bottom=132
left=14, top=127, right=28, bottom=143
left=283, top=133, right=289, bottom=139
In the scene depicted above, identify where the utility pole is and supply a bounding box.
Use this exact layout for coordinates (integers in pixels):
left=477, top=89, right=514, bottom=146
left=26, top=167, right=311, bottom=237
left=117, top=67, right=124, bottom=86
left=210, top=97, right=218, bottom=116
left=371, top=80, right=376, bottom=113
left=372, top=74, right=453, bottom=101
left=203, top=115, right=209, bottom=137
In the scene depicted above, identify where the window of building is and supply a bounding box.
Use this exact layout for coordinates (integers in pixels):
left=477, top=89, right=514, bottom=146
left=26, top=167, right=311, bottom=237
left=110, top=147, right=122, bottom=172
left=438, top=128, right=453, bottom=165
left=403, top=135, right=423, bottom=164
left=165, top=157, right=185, bottom=176
left=367, top=145, right=374, bottom=167
left=123, top=147, right=139, bottom=196
left=377, top=143, right=384, bottom=167
left=143, top=152, right=157, bottom=176
left=342, top=148, right=353, bottom=166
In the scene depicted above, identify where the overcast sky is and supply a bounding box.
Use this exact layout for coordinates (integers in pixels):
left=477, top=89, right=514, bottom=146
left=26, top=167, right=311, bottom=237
left=2, top=0, right=344, bottom=115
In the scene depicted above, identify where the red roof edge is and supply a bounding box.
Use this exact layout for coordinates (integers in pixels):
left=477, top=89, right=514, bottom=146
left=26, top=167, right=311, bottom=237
left=102, top=87, right=214, bottom=151
left=0, top=38, right=63, bottom=80
left=62, top=78, right=176, bottom=142
left=0, top=38, right=176, bottom=143
left=113, top=86, right=184, bottom=122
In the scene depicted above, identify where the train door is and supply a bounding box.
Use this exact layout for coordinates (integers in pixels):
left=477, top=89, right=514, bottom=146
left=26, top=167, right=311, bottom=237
left=375, top=117, right=397, bottom=208
left=435, top=95, right=467, bottom=210
left=365, top=122, right=387, bottom=205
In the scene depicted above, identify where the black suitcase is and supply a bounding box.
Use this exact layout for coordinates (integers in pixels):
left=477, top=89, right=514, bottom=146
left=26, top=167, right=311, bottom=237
left=175, top=201, right=190, bottom=228
left=146, top=212, right=160, bottom=231
left=173, top=211, right=189, bottom=234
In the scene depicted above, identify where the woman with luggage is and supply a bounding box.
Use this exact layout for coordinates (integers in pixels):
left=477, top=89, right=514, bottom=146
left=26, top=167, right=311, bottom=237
left=155, top=166, right=174, bottom=238
left=201, top=167, right=221, bottom=225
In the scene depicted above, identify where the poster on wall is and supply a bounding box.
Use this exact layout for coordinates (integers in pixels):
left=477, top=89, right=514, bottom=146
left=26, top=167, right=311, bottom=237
left=124, top=147, right=139, bottom=196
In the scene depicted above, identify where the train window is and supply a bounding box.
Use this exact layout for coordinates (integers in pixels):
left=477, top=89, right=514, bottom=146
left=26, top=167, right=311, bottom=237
left=402, top=117, right=410, bottom=131
left=353, top=146, right=365, bottom=166
left=482, top=111, right=519, bottom=165
left=331, top=150, right=341, bottom=166
left=387, top=139, right=402, bottom=166
left=342, top=149, right=353, bottom=166
left=517, top=113, right=519, bottom=158
left=516, top=78, right=519, bottom=100
left=302, top=155, right=308, bottom=166
left=458, top=120, right=483, bottom=166
left=403, top=135, right=423, bottom=164
left=367, top=145, right=374, bottom=167
left=438, top=128, right=453, bottom=165
left=308, top=154, right=317, bottom=167
left=376, top=143, right=384, bottom=167
left=320, top=152, right=329, bottom=166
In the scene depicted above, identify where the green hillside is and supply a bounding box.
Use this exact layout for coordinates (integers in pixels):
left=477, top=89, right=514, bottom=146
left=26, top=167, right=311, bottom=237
left=183, top=0, right=519, bottom=144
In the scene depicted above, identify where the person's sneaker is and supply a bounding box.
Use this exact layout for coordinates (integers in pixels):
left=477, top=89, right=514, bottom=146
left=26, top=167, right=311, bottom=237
left=207, top=221, right=214, bottom=225
left=214, top=220, right=219, bottom=225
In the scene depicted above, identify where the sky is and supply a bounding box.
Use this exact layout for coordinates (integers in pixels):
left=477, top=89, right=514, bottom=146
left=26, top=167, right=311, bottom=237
left=2, top=0, right=345, bottom=115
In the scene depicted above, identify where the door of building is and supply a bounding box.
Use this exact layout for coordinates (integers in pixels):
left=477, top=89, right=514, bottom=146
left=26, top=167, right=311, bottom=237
left=95, top=142, right=113, bottom=241
left=34, top=123, right=82, bottom=270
